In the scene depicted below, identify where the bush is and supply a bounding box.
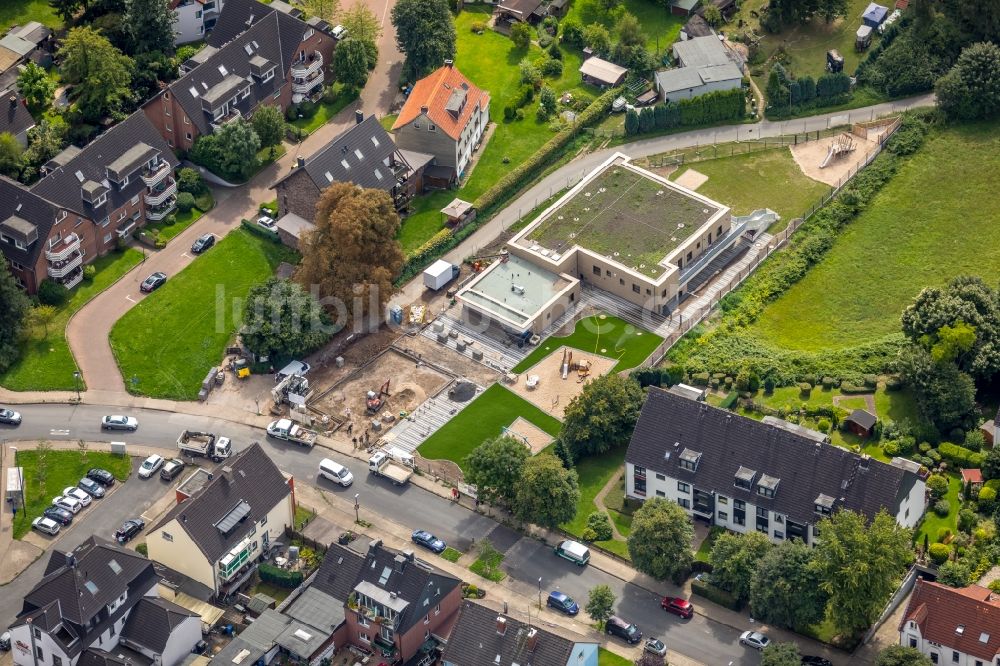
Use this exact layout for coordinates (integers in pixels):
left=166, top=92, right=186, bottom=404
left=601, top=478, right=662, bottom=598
left=561, top=19, right=584, bottom=46
left=933, top=499, right=951, bottom=517
left=927, top=542, right=950, bottom=565
left=177, top=167, right=204, bottom=194
left=259, top=562, right=304, bottom=588
left=798, top=382, right=812, bottom=396
left=927, top=449, right=941, bottom=464
left=958, top=509, right=977, bottom=533
left=691, top=579, right=740, bottom=610
left=176, top=191, right=196, bottom=213
left=239, top=218, right=280, bottom=242
left=939, top=442, right=982, bottom=468
left=883, top=441, right=900, bottom=456
left=817, top=418, right=831, bottom=433
left=83, top=264, right=96, bottom=281
left=541, top=57, right=563, bottom=77
left=470, top=20, right=486, bottom=33
left=37, top=279, right=69, bottom=305
left=885, top=375, right=904, bottom=390
left=926, top=474, right=948, bottom=499
left=135, top=543, right=148, bottom=556
left=821, top=376, right=836, bottom=389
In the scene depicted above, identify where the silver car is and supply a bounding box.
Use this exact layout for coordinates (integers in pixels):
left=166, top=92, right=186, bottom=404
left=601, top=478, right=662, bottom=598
left=32, top=517, right=61, bottom=536
left=0, top=408, right=21, bottom=425
left=138, top=454, right=165, bottom=479
left=53, top=495, right=82, bottom=514
left=102, top=415, right=138, bottom=431
left=62, top=487, right=92, bottom=507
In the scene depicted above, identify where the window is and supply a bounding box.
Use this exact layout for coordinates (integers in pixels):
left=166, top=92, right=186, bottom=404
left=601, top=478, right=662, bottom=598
left=655, top=473, right=665, bottom=481
left=35, top=647, right=43, bottom=660
left=110, top=624, right=115, bottom=638
left=734, top=467, right=755, bottom=490
left=358, top=613, right=369, bottom=627
left=164, top=91, right=170, bottom=100
left=435, top=603, right=440, bottom=615
left=646, top=288, right=651, bottom=295
left=117, top=211, right=126, bottom=221
left=359, top=632, right=371, bottom=643
left=677, top=481, right=690, bottom=493
left=413, top=123, right=421, bottom=129
left=655, top=490, right=665, bottom=497
left=262, top=68, right=275, bottom=82
left=632, top=284, right=640, bottom=294
left=757, top=485, right=775, bottom=498
left=756, top=507, right=768, bottom=518
left=74, top=217, right=83, bottom=228
left=678, top=498, right=690, bottom=509
left=424, top=615, right=429, bottom=625
left=162, top=532, right=173, bottom=542
left=718, top=511, right=727, bottom=521
left=54, top=656, right=63, bottom=666
left=273, top=89, right=281, bottom=99
left=909, top=638, right=917, bottom=648
left=424, top=629, right=430, bottom=639
left=184, top=115, right=190, bottom=125
left=619, top=278, right=624, bottom=285
left=34, top=628, right=41, bottom=640
left=774, top=514, right=784, bottom=524
left=130, top=194, right=139, bottom=206
left=593, top=265, right=601, bottom=276
left=717, top=225, right=723, bottom=236
left=952, top=653, right=959, bottom=664
left=633, top=466, right=646, bottom=495
left=930, top=654, right=938, bottom=665
left=167, top=138, right=174, bottom=147
left=166, top=124, right=172, bottom=132
left=186, top=133, right=192, bottom=140
left=774, top=531, right=784, bottom=539
left=428, top=124, right=436, bottom=132
left=104, top=234, right=112, bottom=243
left=718, top=496, right=728, bottom=505
left=260, top=516, right=268, bottom=526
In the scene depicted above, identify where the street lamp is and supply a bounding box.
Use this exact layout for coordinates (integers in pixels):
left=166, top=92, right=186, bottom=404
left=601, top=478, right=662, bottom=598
left=537, top=577, right=542, bottom=608
left=354, top=493, right=360, bottom=524
left=73, top=371, right=81, bottom=401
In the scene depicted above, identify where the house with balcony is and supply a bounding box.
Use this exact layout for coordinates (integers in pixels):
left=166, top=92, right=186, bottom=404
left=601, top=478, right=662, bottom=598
left=273, top=114, right=432, bottom=220
left=146, top=0, right=338, bottom=152
left=171, top=0, right=225, bottom=44
left=146, top=443, right=295, bottom=600
left=898, top=579, right=1000, bottom=666
left=6, top=537, right=201, bottom=666
left=391, top=61, right=490, bottom=185
left=442, top=601, right=599, bottom=666
left=624, top=387, right=926, bottom=545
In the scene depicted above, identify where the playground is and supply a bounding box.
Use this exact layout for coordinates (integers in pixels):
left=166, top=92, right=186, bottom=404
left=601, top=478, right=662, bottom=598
left=790, top=123, right=890, bottom=187
left=507, top=346, right=619, bottom=419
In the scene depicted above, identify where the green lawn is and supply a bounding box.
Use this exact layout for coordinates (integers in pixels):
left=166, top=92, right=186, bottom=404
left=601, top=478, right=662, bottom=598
left=670, top=148, right=830, bottom=231
left=915, top=474, right=961, bottom=545
left=694, top=526, right=724, bottom=562
left=513, top=314, right=662, bottom=374
left=469, top=549, right=506, bottom=582
left=249, top=581, right=291, bottom=603
left=11, top=449, right=133, bottom=539
left=440, top=547, right=462, bottom=562
left=837, top=396, right=869, bottom=412
left=752, top=121, right=1000, bottom=351
left=144, top=207, right=205, bottom=244
left=565, top=0, right=683, bottom=55
left=563, top=448, right=626, bottom=534
left=418, top=385, right=561, bottom=469
left=289, top=86, right=359, bottom=134
left=110, top=229, right=297, bottom=399
left=0, top=249, right=144, bottom=391
left=0, top=0, right=62, bottom=29
left=396, top=6, right=596, bottom=253
left=598, top=648, right=633, bottom=666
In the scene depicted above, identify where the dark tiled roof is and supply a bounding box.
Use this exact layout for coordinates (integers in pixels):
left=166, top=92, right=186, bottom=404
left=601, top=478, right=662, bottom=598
left=32, top=112, right=178, bottom=219
left=0, top=174, right=61, bottom=269
left=275, top=116, right=409, bottom=193
left=121, top=597, right=199, bottom=653
left=846, top=409, right=877, bottom=430
left=442, top=601, right=595, bottom=666
left=497, top=0, right=544, bottom=18
left=626, top=388, right=919, bottom=526
left=900, top=579, right=1000, bottom=661
left=0, top=95, right=34, bottom=136
left=312, top=540, right=460, bottom=635
left=152, top=443, right=291, bottom=563
left=76, top=649, right=129, bottom=666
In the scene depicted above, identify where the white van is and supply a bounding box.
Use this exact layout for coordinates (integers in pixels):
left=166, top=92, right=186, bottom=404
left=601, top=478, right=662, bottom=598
left=319, top=458, right=354, bottom=487
left=275, top=360, right=311, bottom=382
left=554, top=539, right=590, bottom=566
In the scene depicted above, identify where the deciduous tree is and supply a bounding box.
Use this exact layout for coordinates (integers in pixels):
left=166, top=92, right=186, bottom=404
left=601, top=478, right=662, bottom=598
left=301, top=0, right=340, bottom=23
left=750, top=540, right=828, bottom=629
left=761, top=643, right=801, bottom=666
left=936, top=42, right=1000, bottom=121
left=215, top=120, right=261, bottom=180
left=812, top=510, right=912, bottom=636
left=464, top=436, right=529, bottom=507
left=560, top=373, right=644, bottom=460
left=708, top=530, right=771, bottom=604
left=17, top=63, right=56, bottom=112
left=251, top=104, right=285, bottom=157
left=703, top=5, right=722, bottom=27
left=510, top=22, right=533, bottom=49
left=514, top=454, right=579, bottom=528
left=341, top=4, right=381, bottom=68
left=0, top=256, right=30, bottom=371
left=391, top=0, right=455, bottom=80
left=28, top=305, right=58, bottom=338
left=50, top=0, right=85, bottom=24
left=296, top=182, right=403, bottom=326
left=23, top=117, right=68, bottom=173
left=817, top=0, right=848, bottom=23
left=582, top=23, right=611, bottom=55
left=0, top=133, right=22, bottom=179
left=123, top=0, right=175, bottom=55
left=58, top=27, right=134, bottom=121
left=240, top=278, right=334, bottom=360
left=874, top=645, right=933, bottom=666
left=897, top=345, right=977, bottom=431
left=333, top=38, right=372, bottom=90
left=627, top=497, right=693, bottom=581
left=585, top=584, right=615, bottom=625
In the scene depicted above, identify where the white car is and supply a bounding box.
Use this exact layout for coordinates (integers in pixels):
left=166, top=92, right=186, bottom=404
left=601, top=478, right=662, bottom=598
left=138, top=454, right=165, bottom=479
left=331, top=24, right=347, bottom=39
left=740, top=631, right=771, bottom=651
left=32, top=517, right=61, bottom=536
left=53, top=495, right=83, bottom=514
left=102, top=415, right=138, bottom=431
left=256, top=215, right=277, bottom=231
left=61, top=487, right=92, bottom=507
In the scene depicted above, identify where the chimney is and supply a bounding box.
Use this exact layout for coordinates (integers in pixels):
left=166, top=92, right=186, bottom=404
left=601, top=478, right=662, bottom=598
left=496, top=616, right=507, bottom=636
left=403, top=549, right=415, bottom=563
left=355, top=109, right=364, bottom=125
left=367, top=539, right=382, bottom=559
left=65, top=553, right=76, bottom=569
left=393, top=554, right=407, bottom=573
left=296, top=155, right=305, bottom=167
left=444, top=59, right=454, bottom=67
left=859, top=454, right=870, bottom=471
left=9, top=95, right=16, bottom=109
left=221, top=466, right=233, bottom=483
left=526, top=627, right=539, bottom=653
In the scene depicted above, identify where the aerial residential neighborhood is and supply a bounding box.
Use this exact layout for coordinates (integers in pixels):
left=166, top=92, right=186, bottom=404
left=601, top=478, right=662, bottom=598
left=0, top=0, right=996, bottom=665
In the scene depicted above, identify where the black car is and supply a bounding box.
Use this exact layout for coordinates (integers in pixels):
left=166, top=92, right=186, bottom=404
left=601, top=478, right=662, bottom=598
left=191, top=233, right=215, bottom=254
left=140, top=272, right=167, bottom=293
left=87, top=468, right=116, bottom=487
left=605, top=616, right=642, bottom=645
left=78, top=477, right=106, bottom=498
left=115, top=518, right=145, bottom=544
left=43, top=506, right=74, bottom=525
left=802, top=657, right=833, bottom=666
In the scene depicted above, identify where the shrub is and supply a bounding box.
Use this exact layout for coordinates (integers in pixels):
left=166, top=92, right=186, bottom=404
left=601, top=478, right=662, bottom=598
left=939, top=442, right=982, bottom=468
left=821, top=376, right=836, bottom=389
left=581, top=527, right=597, bottom=541
left=933, top=499, right=951, bottom=517
left=515, top=108, right=525, bottom=121
left=958, top=509, right=977, bottom=533
left=919, top=442, right=932, bottom=453
left=883, top=441, right=900, bottom=456
left=798, top=382, right=812, bottom=396
left=541, top=57, right=563, bottom=77
left=83, top=264, right=96, bottom=281
left=691, top=579, right=740, bottom=610
left=503, top=105, right=516, bottom=121
left=561, top=19, right=584, bottom=46
left=135, top=543, right=148, bottom=556
left=259, top=562, right=304, bottom=588
left=927, top=542, right=950, bottom=564
left=927, top=449, right=941, bottom=463
left=239, top=218, right=280, bottom=242
left=470, top=20, right=486, bottom=33
left=817, top=418, right=831, bottom=433
left=978, top=485, right=997, bottom=503
left=926, top=474, right=948, bottom=499
left=177, top=167, right=205, bottom=194
left=862, top=374, right=877, bottom=388
left=176, top=191, right=196, bottom=213
left=163, top=214, right=177, bottom=226
left=936, top=528, right=952, bottom=543
left=37, top=279, right=69, bottom=305
left=885, top=375, right=904, bottom=390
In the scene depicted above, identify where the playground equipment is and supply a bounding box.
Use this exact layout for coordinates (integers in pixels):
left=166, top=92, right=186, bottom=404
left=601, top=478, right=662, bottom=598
left=560, top=349, right=572, bottom=380
left=366, top=379, right=391, bottom=413
left=526, top=375, right=540, bottom=390
left=469, top=248, right=510, bottom=273
left=575, top=359, right=592, bottom=380
left=819, top=133, right=856, bottom=169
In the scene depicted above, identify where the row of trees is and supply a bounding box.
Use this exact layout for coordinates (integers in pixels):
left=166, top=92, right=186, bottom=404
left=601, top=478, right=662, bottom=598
left=760, top=0, right=849, bottom=32
left=624, top=88, right=746, bottom=137
left=766, top=64, right=851, bottom=112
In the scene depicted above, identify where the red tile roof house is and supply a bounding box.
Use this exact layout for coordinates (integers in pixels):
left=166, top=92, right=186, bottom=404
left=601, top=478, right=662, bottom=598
left=391, top=61, right=490, bottom=186
left=898, top=579, right=1000, bottom=666
left=960, top=468, right=984, bottom=489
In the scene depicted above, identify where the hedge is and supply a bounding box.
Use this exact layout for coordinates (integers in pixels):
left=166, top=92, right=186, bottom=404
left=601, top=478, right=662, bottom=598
left=938, top=442, right=984, bottom=469
left=240, top=218, right=281, bottom=243
left=719, top=391, right=739, bottom=409
left=258, top=563, right=304, bottom=588
left=626, top=87, right=745, bottom=137
left=691, top=579, right=740, bottom=611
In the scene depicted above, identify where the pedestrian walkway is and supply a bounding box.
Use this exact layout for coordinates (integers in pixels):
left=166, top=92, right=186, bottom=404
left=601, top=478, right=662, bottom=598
left=379, top=381, right=486, bottom=453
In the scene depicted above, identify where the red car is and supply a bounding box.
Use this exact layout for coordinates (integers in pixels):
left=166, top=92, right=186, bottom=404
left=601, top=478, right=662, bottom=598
left=661, top=596, right=694, bottom=618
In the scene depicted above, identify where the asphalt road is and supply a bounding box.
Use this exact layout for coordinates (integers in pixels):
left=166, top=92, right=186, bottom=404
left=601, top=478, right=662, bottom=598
left=1, top=405, right=760, bottom=665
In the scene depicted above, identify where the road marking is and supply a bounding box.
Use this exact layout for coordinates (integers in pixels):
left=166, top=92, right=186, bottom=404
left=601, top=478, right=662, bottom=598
left=50, top=429, right=70, bottom=435
left=125, top=295, right=136, bottom=303
left=181, top=252, right=191, bottom=259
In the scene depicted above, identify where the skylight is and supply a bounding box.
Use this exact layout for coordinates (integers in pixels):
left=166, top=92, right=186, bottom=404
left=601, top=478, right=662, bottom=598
left=378, top=565, right=391, bottom=585
left=293, top=629, right=312, bottom=641
left=374, top=168, right=383, bottom=181
left=980, top=632, right=990, bottom=643
left=189, top=86, right=200, bottom=98
left=84, top=580, right=99, bottom=595
left=370, top=136, right=380, bottom=147
left=340, top=159, right=350, bottom=170
left=956, top=625, right=965, bottom=635
left=324, top=171, right=333, bottom=183
left=244, top=44, right=253, bottom=56
left=354, top=149, right=364, bottom=160
left=108, top=559, right=122, bottom=575
left=218, top=65, right=228, bottom=76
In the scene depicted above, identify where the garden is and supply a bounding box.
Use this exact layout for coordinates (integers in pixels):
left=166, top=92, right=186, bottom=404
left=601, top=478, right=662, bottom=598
left=288, top=83, right=359, bottom=135
left=0, top=0, right=62, bottom=30
left=11, top=446, right=133, bottom=539
left=512, top=314, right=662, bottom=374
left=0, top=248, right=144, bottom=392
left=136, top=173, right=215, bottom=248
left=109, top=228, right=298, bottom=400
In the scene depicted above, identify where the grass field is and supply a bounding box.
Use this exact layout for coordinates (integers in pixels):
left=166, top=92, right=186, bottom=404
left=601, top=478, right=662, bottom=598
left=395, top=6, right=596, bottom=252
left=598, top=648, right=632, bottom=666
left=0, top=249, right=144, bottom=392
left=670, top=148, right=831, bottom=231
left=12, top=449, right=133, bottom=539
left=915, top=474, right=961, bottom=545
left=0, top=0, right=62, bottom=29
left=513, top=314, right=662, bottom=374
left=751, top=120, right=1000, bottom=351
left=110, top=229, right=296, bottom=400
left=562, top=448, right=625, bottom=538
left=565, top=0, right=683, bottom=55
left=417, top=384, right=562, bottom=469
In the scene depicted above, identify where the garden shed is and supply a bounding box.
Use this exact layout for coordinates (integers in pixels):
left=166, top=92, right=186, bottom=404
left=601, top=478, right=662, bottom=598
left=862, top=2, right=889, bottom=27
left=845, top=409, right=877, bottom=438
left=496, top=0, right=545, bottom=24
left=579, top=56, right=628, bottom=87
left=960, top=468, right=983, bottom=490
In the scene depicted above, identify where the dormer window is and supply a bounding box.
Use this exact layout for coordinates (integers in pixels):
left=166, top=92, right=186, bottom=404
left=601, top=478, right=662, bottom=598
left=734, top=466, right=755, bottom=491
left=262, top=67, right=275, bottom=82
left=240, top=85, right=251, bottom=100
left=94, top=194, right=107, bottom=208
left=814, top=493, right=835, bottom=516
left=678, top=448, right=701, bottom=472
left=756, top=474, right=779, bottom=498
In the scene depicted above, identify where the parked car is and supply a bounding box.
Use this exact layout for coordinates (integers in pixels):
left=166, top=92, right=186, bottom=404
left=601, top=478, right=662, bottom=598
left=546, top=591, right=579, bottom=616
left=411, top=529, right=446, bottom=553
left=43, top=506, right=74, bottom=525
left=102, top=415, right=138, bottom=431
left=801, top=657, right=833, bottom=666
left=554, top=539, right=590, bottom=566
left=330, top=24, right=347, bottom=39
left=318, top=458, right=353, bottom=487
left=32, top=516, right=61, bottom=536
left=644, top=638, right=667, bottom=656
left=140, top=272, right=167, bottom=292
left=0, top=631, right=10, bottom=651
left=257, top=215, right=277, bottom=232
left=78, top=477, right=107, bottom=498
left=62, top=487, right=92, bottom=507
left=660, top=596, right=694, bottom=619
left=86, top=468, right=116, bottom=487
left=740, top=631, right=771, bottom=651
left=138, top=454, right=165, bottom=479
left=191, top=233, right=215, bottom=254
left=53, top=495, right=83, bottom=514
left=606, top=616, right=642, bottom=644
left=0, top=408, right=21, bottom=425
left=114, top=518, right=145, bottom=544
left=160, top=458, right=186, bottom=481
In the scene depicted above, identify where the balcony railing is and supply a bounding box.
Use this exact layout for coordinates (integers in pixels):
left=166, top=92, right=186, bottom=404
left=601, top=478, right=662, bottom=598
left=146, top=197, right=177, bottom=221
left=145, top=178, right=178, bottom=206
left=210, top=108, right=242, bottom=133
left=291, top=69, right=324, bottom=94
left=47, top=252, right=83, bottom=279
left=290, top=51, right=323, bottom=77
left=60, top=269, right=84, bottom=290
left=44, top=233, right=81, bottom=262
left=117, top=220, right=136, bottom=238
left=141, top=161, right=171, bottom=187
